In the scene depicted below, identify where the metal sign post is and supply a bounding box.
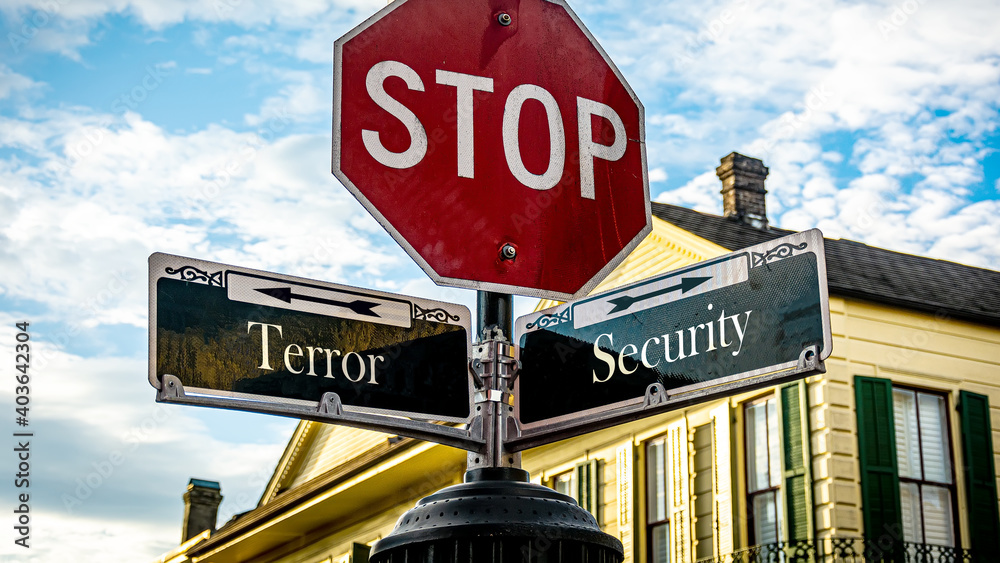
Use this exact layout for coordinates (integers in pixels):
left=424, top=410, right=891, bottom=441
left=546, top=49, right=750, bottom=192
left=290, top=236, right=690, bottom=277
left=466, top=291, right=521, bottom=470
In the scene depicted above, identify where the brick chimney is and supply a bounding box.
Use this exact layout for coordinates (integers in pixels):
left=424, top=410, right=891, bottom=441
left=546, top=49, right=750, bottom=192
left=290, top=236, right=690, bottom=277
left=716, top=152, right=769, bottom=229
left=182, top=478, right=223, bottom=542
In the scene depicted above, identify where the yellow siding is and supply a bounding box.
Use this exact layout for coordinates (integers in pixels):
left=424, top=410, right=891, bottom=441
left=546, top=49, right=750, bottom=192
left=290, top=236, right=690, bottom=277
left=290, top=424, right=391, bottom=489
left=822, top=297, right=1000, bottom=550
left=808, top=369, right=862, bottom=540
left=262, top=421, right=313, bottom=504
left=616, top=444, right=636, bottom=563
left=521, top=394, right=772, bottom=558
left=602, top=453, right=619, bottom=537
left=521, top=294, right=1000, bottom=560
left=711, top=404, right=734, bottom=556
left=692, top=422, right=714, bottom=560
left=668, top=416, right=692, bottom=563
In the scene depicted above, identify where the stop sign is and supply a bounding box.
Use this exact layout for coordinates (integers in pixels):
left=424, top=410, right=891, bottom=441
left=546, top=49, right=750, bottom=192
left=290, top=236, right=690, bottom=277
left=333, top=0, right=650, bottom=300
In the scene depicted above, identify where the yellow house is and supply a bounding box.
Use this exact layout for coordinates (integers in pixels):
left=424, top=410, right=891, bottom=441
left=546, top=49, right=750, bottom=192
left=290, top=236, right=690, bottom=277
left=158, top=152, right=1000, bottom=563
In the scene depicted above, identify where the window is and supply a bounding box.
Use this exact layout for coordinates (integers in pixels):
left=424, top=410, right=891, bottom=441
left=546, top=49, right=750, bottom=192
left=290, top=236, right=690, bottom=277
left=857, top=377, right=966, bottom=553
left=893, top=388, right=957, bottom=547
left=550, top=460, right=599, bottom=516
left=553, top=470, right=575, bottom=499
left=745, top=395, right=783, bottom=546
left=646, top=436, right=670, bottom=562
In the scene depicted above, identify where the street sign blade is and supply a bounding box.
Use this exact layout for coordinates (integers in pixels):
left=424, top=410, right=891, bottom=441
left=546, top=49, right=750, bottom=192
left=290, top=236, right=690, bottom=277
left=511, top=229, right=832, bottom=448
left=148, top=253, right=474, bottom=424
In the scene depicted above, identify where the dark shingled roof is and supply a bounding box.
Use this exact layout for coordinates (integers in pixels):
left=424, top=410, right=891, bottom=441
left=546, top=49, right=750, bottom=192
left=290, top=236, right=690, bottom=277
left=651, top=202, right=1000, bottom=328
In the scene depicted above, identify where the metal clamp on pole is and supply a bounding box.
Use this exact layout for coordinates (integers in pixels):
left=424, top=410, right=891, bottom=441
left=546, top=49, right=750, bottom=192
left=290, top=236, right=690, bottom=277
left=468, top=292, right=522, bottom=471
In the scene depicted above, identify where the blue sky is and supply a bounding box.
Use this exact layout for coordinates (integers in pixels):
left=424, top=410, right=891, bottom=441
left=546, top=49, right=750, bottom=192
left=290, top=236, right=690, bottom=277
left=0, top=0, right=998, bottom=560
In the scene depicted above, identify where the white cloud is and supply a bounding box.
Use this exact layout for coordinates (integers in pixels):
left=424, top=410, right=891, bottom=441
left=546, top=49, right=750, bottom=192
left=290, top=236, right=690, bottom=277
left=655, top=170, right=721, bottom=215
left=0, top=510, right=178, bottom=561
left=2, top=0, right=381, bottom=29
left=0, top=107, right=403, bottom=328
left=0, top=64, right=41, bottom=99
left=3, top=10, right=94, bottom=60
left=642, top=0, right=1000, bottom=269
left=1, top=0, right=384, bottom=60
left=0, top=316, right=293, bottom=562
left=243, top=69, right=328, bottom=127
left=647, top=114, right=702, bottom=139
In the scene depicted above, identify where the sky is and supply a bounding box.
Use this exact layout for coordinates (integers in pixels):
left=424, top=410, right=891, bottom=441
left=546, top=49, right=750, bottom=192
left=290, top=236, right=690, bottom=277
left=0, top=0, right=998, bottom=560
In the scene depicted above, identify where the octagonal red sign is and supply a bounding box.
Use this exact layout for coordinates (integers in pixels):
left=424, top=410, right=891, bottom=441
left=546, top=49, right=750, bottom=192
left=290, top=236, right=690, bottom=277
left=333, top=0, right=650, bottom=300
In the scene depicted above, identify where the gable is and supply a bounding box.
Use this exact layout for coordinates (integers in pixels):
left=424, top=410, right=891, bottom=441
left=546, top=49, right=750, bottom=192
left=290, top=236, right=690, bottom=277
left=259, top=421, right=392, bottom=505
left=535, top=215, right=729, bottom=310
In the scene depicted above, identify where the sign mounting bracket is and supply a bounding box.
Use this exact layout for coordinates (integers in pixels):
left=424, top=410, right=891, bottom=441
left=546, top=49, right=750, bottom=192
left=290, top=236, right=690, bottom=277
left=157, top=375, right=486, bottom=452
left=466, top=326, right=522, bottom=470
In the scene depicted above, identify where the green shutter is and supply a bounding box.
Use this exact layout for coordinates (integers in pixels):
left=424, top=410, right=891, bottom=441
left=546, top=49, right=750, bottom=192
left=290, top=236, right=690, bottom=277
left=960, top=391, right=1000, bottom=557
left=780, top=382, right=813, bottom=541
left=351, top=542, right=370, bottom=563
left=854, top=376, right=903, bottom=549
left=576, top=459, right=599, bottom=516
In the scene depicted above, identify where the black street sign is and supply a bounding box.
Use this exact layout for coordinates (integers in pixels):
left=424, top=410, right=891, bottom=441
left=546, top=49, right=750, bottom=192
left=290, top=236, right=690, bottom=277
left=148, top=253, right=475, bottom=430
left=509, top=229, right=832, bottom=450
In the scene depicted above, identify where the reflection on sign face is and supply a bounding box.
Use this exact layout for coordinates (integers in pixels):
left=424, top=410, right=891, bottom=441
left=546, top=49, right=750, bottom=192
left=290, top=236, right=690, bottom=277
left=149, top=254, right=472, bottom=421
left=514, top=230, right=831, bottom=427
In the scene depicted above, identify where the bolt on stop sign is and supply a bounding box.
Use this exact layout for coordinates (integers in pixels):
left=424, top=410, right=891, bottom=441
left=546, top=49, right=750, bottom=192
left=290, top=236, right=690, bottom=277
left=333, top=0, right=651, bottom=300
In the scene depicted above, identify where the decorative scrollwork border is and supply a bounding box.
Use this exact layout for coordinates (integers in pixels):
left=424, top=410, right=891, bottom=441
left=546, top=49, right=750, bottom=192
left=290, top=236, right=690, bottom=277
left=413, top=304, right=460, bottom=323
left=525, top=308, right=573, bottom=330
left=164, top=266, right=224, bottom=287
left=751, top=242, right=808, bottom=268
